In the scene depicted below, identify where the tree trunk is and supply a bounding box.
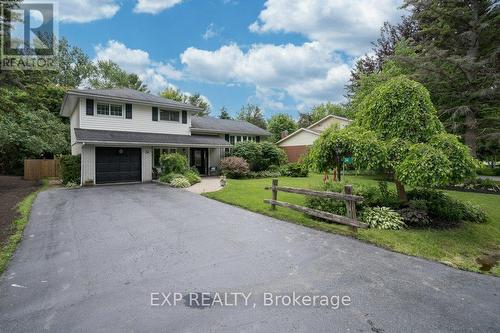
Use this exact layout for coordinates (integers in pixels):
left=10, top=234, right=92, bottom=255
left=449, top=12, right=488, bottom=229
left=462, top=0, right=479, bottom=157
left=464, top=111, right=477, bottom=157
left=394, top=179, right=408, bottom=203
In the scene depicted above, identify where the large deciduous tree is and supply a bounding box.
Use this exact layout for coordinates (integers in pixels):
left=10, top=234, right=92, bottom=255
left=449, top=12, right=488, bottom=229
left=87, top=60, right=149, bottom=92
left=159, top=88, right=211, bottom=116
left=267, top=113, right=298, bottom=142
left=310, top=76, right=477, bottom=202
left=237, top=104, right=267, bottom=129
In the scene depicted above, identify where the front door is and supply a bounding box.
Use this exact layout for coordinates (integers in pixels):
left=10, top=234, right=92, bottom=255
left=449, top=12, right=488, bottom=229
left=190, top=148, right=208, bottom=175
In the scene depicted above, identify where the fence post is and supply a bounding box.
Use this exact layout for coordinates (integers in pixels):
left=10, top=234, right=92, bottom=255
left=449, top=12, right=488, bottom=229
left=271, top=178, right=278, bottom=210
left=344, top=185, right=357, bottom=232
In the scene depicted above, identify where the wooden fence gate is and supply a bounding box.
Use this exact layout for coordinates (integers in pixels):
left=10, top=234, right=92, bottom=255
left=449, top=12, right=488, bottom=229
left=264, top=178, right=368, bottom=231
left=24, top=159, right=59, bottom=180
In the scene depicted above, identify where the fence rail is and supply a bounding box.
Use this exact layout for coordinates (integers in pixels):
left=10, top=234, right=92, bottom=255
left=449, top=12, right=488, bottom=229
left=264, top=178, right=368, bottom=231
left=24, top=159, right=59, bottom=180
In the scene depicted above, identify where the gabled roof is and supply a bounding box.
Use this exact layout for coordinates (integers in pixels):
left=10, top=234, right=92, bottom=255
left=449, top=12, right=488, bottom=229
left=74, top=128, right=231, bottom=147
left=277, top=114, right=352, bottom=145
left=276, top=128, right=320, bottom=145
left=306, top=114, right=352, bottom=130
left=191, top=116, right=271, bottom=136
left=60, top=88, right=202, bottom=116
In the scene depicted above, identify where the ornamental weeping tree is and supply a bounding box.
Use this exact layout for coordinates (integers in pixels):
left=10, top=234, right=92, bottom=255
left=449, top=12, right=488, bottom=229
left=310, top=76, right=477, bottom=202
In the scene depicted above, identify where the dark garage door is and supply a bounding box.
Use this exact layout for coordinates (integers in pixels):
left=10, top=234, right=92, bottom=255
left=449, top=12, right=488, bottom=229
left=95, top=147, right=142, bottom=184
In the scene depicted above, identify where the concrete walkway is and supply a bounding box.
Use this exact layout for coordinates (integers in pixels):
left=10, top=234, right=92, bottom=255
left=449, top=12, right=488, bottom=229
left=0, top=184, right=499, bottom=332
left=186, top=176, right=223, bottom=194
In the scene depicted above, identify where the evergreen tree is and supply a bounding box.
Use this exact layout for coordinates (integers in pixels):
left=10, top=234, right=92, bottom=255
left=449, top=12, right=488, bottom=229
left=219, top=107, right=232, bottom=120
left=401, top=0, right=499, bottom=156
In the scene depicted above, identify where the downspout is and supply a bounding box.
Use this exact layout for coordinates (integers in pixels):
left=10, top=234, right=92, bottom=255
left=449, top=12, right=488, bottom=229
left=80, top=142, right=85, bottom=186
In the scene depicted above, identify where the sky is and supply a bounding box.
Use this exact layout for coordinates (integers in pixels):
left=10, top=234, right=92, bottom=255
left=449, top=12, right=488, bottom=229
left=53, top=0, right=405, bottom=118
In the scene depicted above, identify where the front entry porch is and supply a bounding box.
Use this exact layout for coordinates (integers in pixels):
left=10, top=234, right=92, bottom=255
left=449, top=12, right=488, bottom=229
left=190, top=148, right=209, bottom=175
left=152, top=146, right=224, bottom=177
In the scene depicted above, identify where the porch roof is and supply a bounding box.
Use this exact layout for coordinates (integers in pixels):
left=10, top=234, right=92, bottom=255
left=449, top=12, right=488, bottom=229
left=74, top=128, right=231, bottom=147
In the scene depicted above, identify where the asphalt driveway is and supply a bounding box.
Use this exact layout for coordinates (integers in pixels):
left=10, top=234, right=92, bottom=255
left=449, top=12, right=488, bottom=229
left=0, top=184, right=498, bottom=332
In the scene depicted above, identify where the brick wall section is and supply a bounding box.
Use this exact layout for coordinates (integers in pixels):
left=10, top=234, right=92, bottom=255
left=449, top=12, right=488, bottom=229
left=281, top=145, right=310, bottom=163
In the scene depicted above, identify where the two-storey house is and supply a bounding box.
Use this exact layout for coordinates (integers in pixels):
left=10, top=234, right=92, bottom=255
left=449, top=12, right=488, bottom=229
left=60, top=88, right=270, bottom=185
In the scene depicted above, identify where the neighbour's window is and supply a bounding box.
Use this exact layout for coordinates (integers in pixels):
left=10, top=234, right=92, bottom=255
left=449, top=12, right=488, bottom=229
left=160, top=110, right=180, bottom=122
left=96, top=103, right=123, bottom=117
left=169, top=148, right=177, bottom=154
left=229, top=136, right=235, bottom=145
left=237, top=136, right=242, bottom=142
left=243, top=136, right=247, bottom=141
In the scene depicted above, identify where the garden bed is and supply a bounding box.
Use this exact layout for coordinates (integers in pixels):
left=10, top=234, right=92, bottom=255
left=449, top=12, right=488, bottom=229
left=0, top=176, right=40, bottom=246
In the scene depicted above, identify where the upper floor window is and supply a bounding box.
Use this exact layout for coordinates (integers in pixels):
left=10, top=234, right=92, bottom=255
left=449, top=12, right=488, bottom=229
left=160, top=110, right=180, bottom=122
left=96, top=103, right=123, bottom=117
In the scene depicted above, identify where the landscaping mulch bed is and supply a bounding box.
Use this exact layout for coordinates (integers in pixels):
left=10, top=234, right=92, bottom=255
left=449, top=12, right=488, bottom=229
left=0, top=176, right=40, bottom=246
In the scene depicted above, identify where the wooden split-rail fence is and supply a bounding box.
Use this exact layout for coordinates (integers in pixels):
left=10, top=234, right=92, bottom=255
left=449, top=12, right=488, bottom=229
left=264, top=178, right=368, bottom=231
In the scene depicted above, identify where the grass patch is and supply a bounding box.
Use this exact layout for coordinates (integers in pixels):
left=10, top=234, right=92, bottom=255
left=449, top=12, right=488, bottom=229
left=204, top=174, right=500, bottom=276
left=0, top=180, right=48, bottom=275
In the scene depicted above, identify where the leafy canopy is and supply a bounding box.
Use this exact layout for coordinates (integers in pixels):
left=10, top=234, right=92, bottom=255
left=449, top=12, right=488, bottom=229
left=237, top=104, right=267, bottom=129
left=159, top=88, right=211, bottom=116
left=267, top=113, right=297, bottom=142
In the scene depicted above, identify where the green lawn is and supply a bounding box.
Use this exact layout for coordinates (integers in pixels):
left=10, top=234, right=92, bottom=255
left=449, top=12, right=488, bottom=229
left=204, top=174, right=500, bottom=276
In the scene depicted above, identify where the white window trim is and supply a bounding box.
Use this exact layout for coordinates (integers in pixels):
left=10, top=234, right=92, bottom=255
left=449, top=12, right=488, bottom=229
left=95, top=101, right=125, bottom=118
left=159, top=109, right=180, bottom=123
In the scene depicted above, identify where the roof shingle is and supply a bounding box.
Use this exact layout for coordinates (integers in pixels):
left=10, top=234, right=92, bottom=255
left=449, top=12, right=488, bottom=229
left=67, top=88, right=201, bottom=112
left=191, top=116, right=271, bottom=136
left=74, top=128, right=231, bottom=147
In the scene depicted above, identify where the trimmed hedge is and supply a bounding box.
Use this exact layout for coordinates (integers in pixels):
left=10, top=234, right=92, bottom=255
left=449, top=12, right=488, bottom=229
left=59, top=155, right=81, bottom=185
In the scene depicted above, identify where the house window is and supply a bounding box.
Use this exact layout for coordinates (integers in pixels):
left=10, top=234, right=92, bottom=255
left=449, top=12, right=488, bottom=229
left=229, top=136, right=235, bottom=145
left=243, top=136, right=247, bottom=141
left=236, top=136, right=242, bottom=142
left=160, top=110, right=180, bottom=122
left=96, top=103, right=123, bottom=117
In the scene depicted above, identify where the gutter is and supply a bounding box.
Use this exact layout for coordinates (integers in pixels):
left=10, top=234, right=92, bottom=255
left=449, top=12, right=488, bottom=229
left=75, top=140, right=231, bottom=148
left=190, top=127, right=272, bottom=136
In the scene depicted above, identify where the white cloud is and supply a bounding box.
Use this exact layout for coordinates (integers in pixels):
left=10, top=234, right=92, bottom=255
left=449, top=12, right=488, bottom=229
left=134, top=0, right=184, bottom=14
left=249, top=0, right=403, bottom=55
left=94, top=40, right=183, bottom=93
left=180, top=42, right=351, bottom=108
left=53, top=0, right=120, bottom=23
left=202, top=23, right=223, bottom=40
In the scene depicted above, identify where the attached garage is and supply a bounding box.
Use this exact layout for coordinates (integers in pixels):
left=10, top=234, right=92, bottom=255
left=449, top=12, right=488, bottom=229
left=95, top=147, right=142, bottom=184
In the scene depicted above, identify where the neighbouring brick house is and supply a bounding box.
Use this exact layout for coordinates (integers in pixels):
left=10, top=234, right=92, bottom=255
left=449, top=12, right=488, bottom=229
left=277, top=115, right=352, bottom=162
